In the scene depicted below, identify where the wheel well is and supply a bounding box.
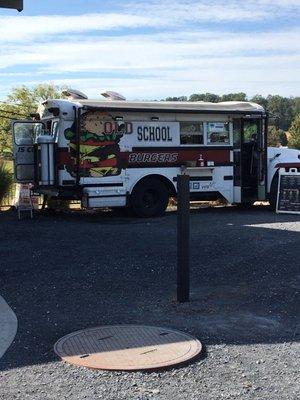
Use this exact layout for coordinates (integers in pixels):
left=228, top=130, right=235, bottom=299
left=269, top=169, right=279, bottom=195
left=131, top=174, right=176, bottom=197
left=269, top=169, right=279, bottom=209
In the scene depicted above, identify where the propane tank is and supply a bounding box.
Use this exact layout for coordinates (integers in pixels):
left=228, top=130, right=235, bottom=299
left=36, top=135, right=55, bottom=186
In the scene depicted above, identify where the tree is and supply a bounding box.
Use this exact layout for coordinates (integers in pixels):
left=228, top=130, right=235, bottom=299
left=189, top=93, right=220, bottom=102
left=266, top=95, right=295, bottom=131
left=250, top=94, right=268, bottom=109
left=220, top=92, right=247, bottom=102
left=165, top=96, right=187, bottom=102
left=0, top=84, right=66, bottom=157
left=279, top=130, right=288, bottom=146
left=288, top=114, right=300, bottom=149
left=293, top=97, right=300, bottom=116
left=267, top=126, right=288, bottom=147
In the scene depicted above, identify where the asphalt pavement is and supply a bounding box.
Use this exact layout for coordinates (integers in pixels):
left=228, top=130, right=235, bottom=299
left=0, top=205, right=299, bottom=399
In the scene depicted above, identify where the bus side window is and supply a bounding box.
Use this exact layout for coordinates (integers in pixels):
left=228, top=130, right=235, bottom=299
left=206, top=122, right=230, bottom=144
left=243, top=121, right=258, bottom=142
left=180, top=122, right=203, bottom=145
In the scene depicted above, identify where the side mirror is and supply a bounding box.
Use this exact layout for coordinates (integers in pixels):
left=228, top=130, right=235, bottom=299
left=0, top=0, right=23, bottom=12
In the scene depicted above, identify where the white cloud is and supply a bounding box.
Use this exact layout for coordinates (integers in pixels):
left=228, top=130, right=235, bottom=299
left=126, top=1, right=266, bottom=22
left=0, top=0, right=299, bottom=99
left=1, top=29, right=299, bottom=71
left=0, top=0, right=299, bottom=43
left=126, top=0, right=300, bottom=23
left=0, top=13, right=163, bottom=42
left=22, top=69, right=300, bottom=100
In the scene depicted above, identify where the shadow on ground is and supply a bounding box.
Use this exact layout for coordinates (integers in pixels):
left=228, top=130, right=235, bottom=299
left=0, top=205, right=299, bottom=371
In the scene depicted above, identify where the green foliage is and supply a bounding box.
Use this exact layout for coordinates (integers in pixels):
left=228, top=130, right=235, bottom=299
left=279, top=130, right=288, bottom=146
left=0, top=84, right=67, bottom=158
left=266, top=95, right=295, bottom=131
left=244, top=124, right=258, bottom=141
left=268, top=126, right=288, bottom=147
left=294, top=98, right=300, bottom=115
left=166, top=93, right=300, bottom=133
left=288, top=114, right=300, bottom=149
left=7, top=84, right=66, bottom=108
left=189, top=92, right=247, bottom=102
left=250, top=95, right=268, bottom=109
left=165, top=96, right=187, bottom=102
left=189, top=93, right=220, bottom=102
left=221, top=92, right=247, bottom=102
left=249, top=95, right=300, bottom=130
left=0, top=160, right=13, bottom=204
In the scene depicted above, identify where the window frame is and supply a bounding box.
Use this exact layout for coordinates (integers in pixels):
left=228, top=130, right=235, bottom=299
left=12, top=120, right=45, bottom=146
left=51, top=120, right=59, bottom=141
left=204, top=121, right=233, bottom=146
left=179, top=121, right=204, bottom=146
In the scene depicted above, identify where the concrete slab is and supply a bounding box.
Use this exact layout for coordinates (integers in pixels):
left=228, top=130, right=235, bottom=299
left=0, top=295, right=17, bottom=359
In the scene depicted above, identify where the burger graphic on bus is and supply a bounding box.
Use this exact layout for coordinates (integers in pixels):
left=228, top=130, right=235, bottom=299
left=64, top=111, right=127, bottom=177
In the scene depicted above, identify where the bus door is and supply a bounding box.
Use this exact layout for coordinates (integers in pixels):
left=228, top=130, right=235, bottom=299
left=12, top=121, right=44, bottom=183
left=240, top=117, right=266, bottom=201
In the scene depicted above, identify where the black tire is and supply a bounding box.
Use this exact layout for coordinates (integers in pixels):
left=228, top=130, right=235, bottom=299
left=269, top=172, right=279, bottom=210
left=46, top=197, right=70, bottom=211
left=46, top=197, right=58, bottom=211
left=237, top=201, right=254, bottom=208
left=130, top=178, right=169, bottom=217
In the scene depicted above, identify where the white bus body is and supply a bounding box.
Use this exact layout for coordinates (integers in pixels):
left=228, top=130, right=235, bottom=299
left=12, top=97, right=300, bottom=216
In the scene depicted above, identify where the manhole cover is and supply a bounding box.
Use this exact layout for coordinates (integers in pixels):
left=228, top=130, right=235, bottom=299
left=54, top=325, right=202, bottom=370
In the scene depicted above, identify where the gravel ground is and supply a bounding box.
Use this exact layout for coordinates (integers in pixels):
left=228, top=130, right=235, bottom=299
left=0, top=205, right=299, bottom=399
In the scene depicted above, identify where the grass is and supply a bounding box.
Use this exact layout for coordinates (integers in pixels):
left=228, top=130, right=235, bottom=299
left=0, top=160, right=13, bottom=204
left=3, top=159, right=13, bottom=173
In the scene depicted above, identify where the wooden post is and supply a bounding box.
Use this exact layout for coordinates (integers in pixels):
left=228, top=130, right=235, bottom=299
left=177, top=173, right=190, bottom=302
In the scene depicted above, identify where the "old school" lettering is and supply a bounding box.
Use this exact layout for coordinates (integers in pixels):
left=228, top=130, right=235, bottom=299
left=137, top=126, right=172, bottom=142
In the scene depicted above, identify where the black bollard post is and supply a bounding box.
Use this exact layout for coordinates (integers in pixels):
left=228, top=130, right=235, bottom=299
left=177, top=173, right=190, bottom=303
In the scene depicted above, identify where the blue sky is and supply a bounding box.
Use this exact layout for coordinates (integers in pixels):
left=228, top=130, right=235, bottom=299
left=0, top=0, right=299, bottom=100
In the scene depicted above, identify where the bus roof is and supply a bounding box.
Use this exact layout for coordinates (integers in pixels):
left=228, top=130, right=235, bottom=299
left=77, top=100, right=265, bottom=114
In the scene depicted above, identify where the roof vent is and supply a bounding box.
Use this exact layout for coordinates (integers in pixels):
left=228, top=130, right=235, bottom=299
left=61, top=89, right=88, bottom=100
left=101, top=91, right=126, bottom=101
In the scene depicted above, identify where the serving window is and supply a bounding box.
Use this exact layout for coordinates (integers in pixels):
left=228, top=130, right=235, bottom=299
left=180, top=122, right=203, bottom=145
left=206, top=122, right=230, bottom=144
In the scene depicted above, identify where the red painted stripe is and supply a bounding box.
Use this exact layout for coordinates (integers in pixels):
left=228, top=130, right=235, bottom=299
left=119, top=149, right=230, bottom=166
left=57, top=147, right=231, bottom=171
left=79, top=141, right=115, bottom=146
left=57, top=151, right=72, bottom=167
left=275, top=163, right=300, bottom=168
left=81, top=159, right=117, bottom=168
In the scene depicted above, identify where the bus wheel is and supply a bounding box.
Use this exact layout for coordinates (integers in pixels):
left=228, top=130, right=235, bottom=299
left=238, top=202, right=254, bottom=208
left=130, top=178, right=169, bottom=217
left=269, top=172, right=279, bottom=210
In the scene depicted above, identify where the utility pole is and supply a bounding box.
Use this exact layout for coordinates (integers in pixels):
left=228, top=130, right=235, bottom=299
left=0, top=1, right=23, bottom=11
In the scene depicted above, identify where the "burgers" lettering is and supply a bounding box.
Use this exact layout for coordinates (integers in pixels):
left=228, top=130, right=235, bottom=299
left=129, top=152, right=178, bottom=163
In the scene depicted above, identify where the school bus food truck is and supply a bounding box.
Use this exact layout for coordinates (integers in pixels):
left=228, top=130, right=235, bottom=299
left=12, top=90, right=300, bottom=217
